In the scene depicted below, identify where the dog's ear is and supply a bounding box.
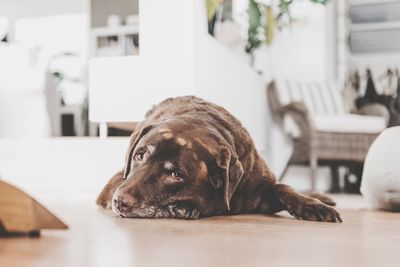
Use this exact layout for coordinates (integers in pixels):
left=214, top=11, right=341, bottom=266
left=209, top=146, right=244, bottom=211
left=123, top=124, right=153, bottom=179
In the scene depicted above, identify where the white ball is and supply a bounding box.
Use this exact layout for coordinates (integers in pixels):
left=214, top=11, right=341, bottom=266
left=361, top=126, right=400, bottom=211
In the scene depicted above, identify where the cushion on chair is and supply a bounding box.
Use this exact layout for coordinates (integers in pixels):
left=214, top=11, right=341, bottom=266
left=273, top=79, right=386, bottom=137
left=313, top=114, right=386, bottom=134
left=274, top=79, right=347, bottom=116
left=361, top=126, right=400, bottom=211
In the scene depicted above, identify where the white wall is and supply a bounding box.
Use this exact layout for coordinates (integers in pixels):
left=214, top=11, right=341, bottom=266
left=15, top=14, right=89, bottom=58
left=0, top=0, right=87, bottom=17
left=232, top=0, right=335, bottom=83
left=0, top=0, right=88, bottom=40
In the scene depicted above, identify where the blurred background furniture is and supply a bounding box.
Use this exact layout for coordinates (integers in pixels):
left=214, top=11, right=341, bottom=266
left=267, top=79, right=388, bottom=192
left=361, top=126, right=400, bottom=211
left=0, top=42, right=50, bottom=138
left=91, top=21, right=139, bottom=57
left=44, top=52, right=87, bottom=136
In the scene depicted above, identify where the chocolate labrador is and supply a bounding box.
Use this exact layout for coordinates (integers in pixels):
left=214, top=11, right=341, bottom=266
left=97, top=96, right=342, bottom=222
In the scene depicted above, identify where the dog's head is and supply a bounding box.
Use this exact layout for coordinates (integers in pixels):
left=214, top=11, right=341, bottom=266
left=112, top=121, right=244, bottom=219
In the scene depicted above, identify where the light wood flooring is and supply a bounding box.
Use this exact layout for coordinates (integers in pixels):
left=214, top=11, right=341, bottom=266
left=1, top=194, right=399, bottom=267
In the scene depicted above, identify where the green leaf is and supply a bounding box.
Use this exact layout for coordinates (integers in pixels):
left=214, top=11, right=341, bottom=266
left=310, top=0, right=330, bottom=4
left=248, top=0, right=261, bottom=29
left=246, top=0, right=262, bottom=53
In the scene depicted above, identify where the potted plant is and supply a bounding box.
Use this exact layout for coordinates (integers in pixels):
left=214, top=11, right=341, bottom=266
left=207, top=0, right=330, bottom=64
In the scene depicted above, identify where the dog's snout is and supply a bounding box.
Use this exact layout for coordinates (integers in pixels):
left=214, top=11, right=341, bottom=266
left=118, top=198, right=130, bottom=212
left=113, top=193, right=136, bottom=213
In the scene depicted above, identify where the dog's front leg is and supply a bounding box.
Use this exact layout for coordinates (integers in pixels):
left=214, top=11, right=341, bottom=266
left=272, top=184, right=342, bottom=223
left=96, top=170, right=125, bottom=209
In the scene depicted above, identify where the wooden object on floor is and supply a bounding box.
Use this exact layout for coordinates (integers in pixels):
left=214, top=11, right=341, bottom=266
left=0, top=180, right=68, bottom=236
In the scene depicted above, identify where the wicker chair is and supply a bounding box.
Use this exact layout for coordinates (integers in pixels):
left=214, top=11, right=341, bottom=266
left=267, top=80, right=388, bottom=191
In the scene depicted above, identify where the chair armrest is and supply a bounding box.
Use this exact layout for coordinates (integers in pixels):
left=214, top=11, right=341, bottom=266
left=266, top=81, right=314, bottom=137
left=281, top=101, right=309, bottom=116
left=280, top=101, right=315, bottom=137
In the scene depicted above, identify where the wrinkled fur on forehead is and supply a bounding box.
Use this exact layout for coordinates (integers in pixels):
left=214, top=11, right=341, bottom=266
left=126, top=121, right=236, bottom=177
left=136, top=122, right=222, bottom=156
left=130, top=130, right=205, bottom=175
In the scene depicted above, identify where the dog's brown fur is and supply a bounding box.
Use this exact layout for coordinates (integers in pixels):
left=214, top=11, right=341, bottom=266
left=97, top=96, right=342, bottom=222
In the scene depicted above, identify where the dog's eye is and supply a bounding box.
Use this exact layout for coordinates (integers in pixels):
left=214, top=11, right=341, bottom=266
left=171, top=170, right=183, bottom=180
left=134, top=152, right=144, bottom=161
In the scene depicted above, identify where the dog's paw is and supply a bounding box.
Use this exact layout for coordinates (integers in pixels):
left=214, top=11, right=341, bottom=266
left=288, top=199, right=342, bottom=223
left=167, top=204, right=200, bottom=220
left=306, top=193, right=336, bottom=206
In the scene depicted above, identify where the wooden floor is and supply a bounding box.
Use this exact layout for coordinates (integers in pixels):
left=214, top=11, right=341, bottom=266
left=1, top=194, right=400, bottom=267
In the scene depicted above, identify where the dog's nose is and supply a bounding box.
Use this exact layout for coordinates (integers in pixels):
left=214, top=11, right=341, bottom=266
left=114, top=194, right=136, bottom=213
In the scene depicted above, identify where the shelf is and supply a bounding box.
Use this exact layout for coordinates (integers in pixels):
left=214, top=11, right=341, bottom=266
left=91, top=24, right=140, bottom=57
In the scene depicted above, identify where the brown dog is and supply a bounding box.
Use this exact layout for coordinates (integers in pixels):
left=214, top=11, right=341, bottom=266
left=97, top=96, right=342, bottom=222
